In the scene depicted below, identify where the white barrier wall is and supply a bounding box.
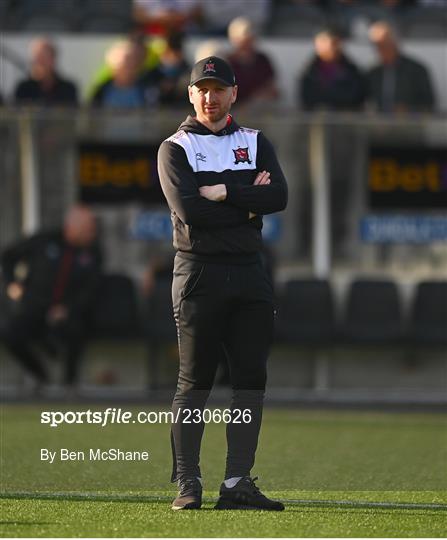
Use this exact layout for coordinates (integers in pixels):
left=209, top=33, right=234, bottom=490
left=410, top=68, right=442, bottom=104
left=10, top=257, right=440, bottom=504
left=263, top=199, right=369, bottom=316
left=1, top=34, right=447, bottom=111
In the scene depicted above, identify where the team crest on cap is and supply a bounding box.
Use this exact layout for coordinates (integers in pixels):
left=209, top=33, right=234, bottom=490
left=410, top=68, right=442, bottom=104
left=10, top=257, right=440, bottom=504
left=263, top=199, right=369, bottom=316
left=204, top=61, right=216, bottom=74
left=233, top=147, right=252, bottom=164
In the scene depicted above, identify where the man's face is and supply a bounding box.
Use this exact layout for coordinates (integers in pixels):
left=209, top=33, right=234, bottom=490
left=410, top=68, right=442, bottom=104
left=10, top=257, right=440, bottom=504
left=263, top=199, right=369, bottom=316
left=372, top=36, right=397, bottom=65
left=112, top=48, right=141, bottom=86
left=189, top=79, right=237, bottom=125
left=64, top=208, right=97, bottom=247
left=30, top=43, right=55, bottom=80
left=232, top=33, right=254, bottom=52
left=314, top=33, right=341, bottom=63
left=369, top=24, right=398, bottom=65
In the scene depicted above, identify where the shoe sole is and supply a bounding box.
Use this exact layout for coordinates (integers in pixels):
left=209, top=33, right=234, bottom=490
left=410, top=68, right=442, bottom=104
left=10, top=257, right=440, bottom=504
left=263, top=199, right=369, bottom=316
left=214, top=499, right=284, bottom=511
left=172, top=502, right=202, bottom=511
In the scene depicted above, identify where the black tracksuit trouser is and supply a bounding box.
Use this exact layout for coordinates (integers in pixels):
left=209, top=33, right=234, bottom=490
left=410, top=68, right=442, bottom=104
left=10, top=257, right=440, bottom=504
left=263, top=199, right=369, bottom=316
left=171, top=252, right=275, bottom=483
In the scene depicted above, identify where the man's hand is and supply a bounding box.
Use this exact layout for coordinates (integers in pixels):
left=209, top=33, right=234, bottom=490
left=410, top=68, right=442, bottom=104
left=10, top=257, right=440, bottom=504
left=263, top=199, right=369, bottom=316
left=199, top=184, right=227, bottom=202
left=254, top=170, right=271, bottom=185
left=6, top=282, right=24, bottom=301
left=249, top=170, right=271, bottom=219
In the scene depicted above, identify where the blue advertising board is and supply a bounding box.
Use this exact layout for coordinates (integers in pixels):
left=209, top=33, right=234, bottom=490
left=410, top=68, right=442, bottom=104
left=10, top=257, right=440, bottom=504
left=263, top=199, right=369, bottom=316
left=360, top=215, right=447, bottom=243
left=130, top=211, right=282, bottom=242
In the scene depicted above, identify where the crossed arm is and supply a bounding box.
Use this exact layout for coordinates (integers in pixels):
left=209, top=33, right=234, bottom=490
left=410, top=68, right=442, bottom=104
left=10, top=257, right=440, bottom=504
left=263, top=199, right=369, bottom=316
left=157, top=132, right=287, bottom=228
left=199, top=132, right=288, bottom=216
left=199, top=170, right=272, bottom=219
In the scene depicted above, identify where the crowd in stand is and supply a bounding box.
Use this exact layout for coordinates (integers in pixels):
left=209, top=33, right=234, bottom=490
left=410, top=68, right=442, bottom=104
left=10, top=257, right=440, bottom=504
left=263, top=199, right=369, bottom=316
left=6, top=16, right=436, bottom=114
left=2, top=0, right=442, bottom=113
left=0, top=2, right=443, bottom=391
left=1, top=0, right=446, bottom=34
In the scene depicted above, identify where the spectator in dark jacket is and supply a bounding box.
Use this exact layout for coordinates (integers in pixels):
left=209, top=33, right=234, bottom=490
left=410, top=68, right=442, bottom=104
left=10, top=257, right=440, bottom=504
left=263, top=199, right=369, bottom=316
left=155, top=31, right=190, bottom=106
left=299, top=27, right=366, bottom=110
left=14, top=37, right=78, bottom=106
left=1, top=205, right=101, bottom=388
left=367, top=21, right=435, bottom=112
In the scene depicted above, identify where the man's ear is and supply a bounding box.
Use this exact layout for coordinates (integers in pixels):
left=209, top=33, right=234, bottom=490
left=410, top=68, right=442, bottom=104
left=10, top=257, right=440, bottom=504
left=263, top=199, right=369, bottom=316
left=231, top=85, right=238, bottom=104
left=188, top=85, right=194, bottom=104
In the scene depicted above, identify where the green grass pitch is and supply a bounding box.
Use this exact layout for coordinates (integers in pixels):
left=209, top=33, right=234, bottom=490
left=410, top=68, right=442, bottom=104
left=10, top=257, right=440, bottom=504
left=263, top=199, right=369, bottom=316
left=1, top=404, right=446, bottom=537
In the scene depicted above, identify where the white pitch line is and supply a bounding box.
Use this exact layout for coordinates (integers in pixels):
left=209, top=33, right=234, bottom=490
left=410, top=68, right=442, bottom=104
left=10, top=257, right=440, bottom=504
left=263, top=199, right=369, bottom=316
left=1, top=492, right=446, bottom=511
left=280, top=498, right=447, bottom=511
left=0, top=491, right=172, bottom=501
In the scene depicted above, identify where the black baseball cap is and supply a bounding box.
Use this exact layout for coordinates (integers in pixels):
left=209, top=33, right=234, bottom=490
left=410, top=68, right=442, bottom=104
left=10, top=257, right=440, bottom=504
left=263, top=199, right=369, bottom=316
left=189, top=56, right=236, bottom=87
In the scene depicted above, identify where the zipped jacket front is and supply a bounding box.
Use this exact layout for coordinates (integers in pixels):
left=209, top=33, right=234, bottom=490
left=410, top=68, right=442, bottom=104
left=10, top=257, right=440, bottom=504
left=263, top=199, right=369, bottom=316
left=157, top=115, right=288, bottom=262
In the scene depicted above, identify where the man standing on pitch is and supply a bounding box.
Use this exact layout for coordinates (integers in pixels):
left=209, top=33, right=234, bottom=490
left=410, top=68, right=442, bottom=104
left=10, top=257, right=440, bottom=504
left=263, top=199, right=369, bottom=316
left=157, top=56, right=287, bottom=511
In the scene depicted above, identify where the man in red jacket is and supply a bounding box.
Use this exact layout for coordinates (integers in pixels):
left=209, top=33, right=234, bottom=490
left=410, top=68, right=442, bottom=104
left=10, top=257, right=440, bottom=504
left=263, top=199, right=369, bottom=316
left=1, top=205, right=101, bottom=389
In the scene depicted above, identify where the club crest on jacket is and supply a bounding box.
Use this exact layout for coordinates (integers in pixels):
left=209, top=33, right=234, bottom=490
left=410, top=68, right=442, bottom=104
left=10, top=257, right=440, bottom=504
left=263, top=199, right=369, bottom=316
left=233, top=147, right=251, bottom=165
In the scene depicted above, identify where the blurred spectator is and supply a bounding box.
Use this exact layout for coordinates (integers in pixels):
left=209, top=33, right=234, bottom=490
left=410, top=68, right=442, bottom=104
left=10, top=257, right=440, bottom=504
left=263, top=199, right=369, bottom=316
left=133, top=0, right=202, bottom=36
left=299, top=27, right=366, bottom=110
left=87, top=33, right=164, bottom=102
left=198, top=0, right=271, bottom=36
left=154, top=31, right=190, bottom=106
left=1, top=205, right=102, bottom=388
left=227, top=17, right=278, bottom=106
left=14, top=37, right=78, bottom=106
left=90, top=40, right=161, bottom=108
left=367, top=21, right=435, bottom=112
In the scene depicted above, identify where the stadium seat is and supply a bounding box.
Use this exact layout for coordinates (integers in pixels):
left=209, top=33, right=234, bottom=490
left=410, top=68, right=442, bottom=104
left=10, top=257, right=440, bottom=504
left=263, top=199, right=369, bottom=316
left=17, top=15, right=74, bottom=32
left=408, top=281, right=447, bottom=346
left=0, top=276, right=9, bottom=340
left=275, top=278, right=336, bottom=344
left=78, top=16, right=132, bottom=34
left=0, top=0, right=12, bottom=30
left=340, top=279, right=404, bottom=344
left=9, top=0, right=77, bottom=31
left=267, top=0, right=328, bottom=38
left=144, top=277, right=177, bottom=390
left=91, top=273, right=141, bottom=339
left=401, top=6, right=447, bottom=39
left=77, top=0, right=132, bottom=33
left=145, top=277, right=176, bottom=343
left=275, top=278, right=336, bottom=392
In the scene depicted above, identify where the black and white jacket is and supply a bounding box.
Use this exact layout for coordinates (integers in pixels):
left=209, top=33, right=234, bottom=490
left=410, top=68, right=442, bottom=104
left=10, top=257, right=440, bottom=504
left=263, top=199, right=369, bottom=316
left=157, top=115, right=288, bottom=261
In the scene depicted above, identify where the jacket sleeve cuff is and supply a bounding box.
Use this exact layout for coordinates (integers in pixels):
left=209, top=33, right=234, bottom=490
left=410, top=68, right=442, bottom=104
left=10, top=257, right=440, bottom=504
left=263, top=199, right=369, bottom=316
left=225, top=183, right=241, bottom=204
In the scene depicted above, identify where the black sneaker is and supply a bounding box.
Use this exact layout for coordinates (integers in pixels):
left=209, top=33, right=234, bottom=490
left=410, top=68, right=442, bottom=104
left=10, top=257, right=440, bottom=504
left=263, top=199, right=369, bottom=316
left=214, top=476, right=285, bottom=511
left=172, top=478, right=202, bottom=510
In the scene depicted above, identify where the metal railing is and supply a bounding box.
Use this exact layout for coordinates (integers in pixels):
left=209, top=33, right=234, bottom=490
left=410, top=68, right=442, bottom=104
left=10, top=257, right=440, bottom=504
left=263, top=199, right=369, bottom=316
left=1, top=107, right=446, bottom=279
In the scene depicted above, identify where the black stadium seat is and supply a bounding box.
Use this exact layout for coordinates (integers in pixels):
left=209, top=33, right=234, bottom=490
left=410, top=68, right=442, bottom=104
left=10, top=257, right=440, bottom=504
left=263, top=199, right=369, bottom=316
left=0, top=275, right=10, bottom=340
left=340, top=279, right=403, bottom=344
left=408, top=281, right=447, bottom=346
left=0, top=0, right=12, bottom=30
left=91, top=273, right=141, bottom=339
left=275, top=278, right=336, bottom=344
left=77, top=0, right=132, bottom=33
left=267, top=0, right=327, bottom=38
left=145, top=277, right=177, bottom=344
left=401, top=6, right=447, bottom=39
left=144, top=277, right=177, bottom=390
left=10, top=0, right=77, bottom=31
